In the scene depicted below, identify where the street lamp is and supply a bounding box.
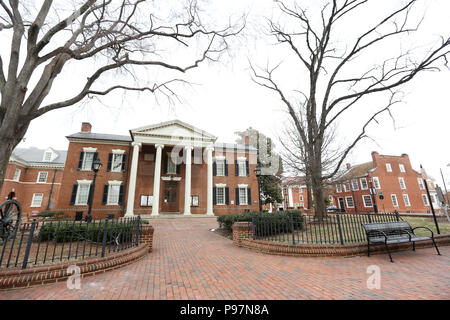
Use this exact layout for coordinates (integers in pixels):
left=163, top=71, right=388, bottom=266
left=86, top=158, right=102, bottom=223
left=368, top=177, right=378, bottom=214
left=254, top=167, right=263, bottom=212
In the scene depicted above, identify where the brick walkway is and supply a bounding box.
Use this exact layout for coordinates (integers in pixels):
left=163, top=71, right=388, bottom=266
left=0, top=218, right=449, bottom=300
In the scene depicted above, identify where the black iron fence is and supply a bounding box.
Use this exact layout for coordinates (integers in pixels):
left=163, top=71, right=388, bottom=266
left=0, top=216, right=142, bottom=270
left=250, top=212, right=401, bottom=245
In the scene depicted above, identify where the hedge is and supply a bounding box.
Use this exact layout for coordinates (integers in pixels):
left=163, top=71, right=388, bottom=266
left=38, top=220, right=140, bottom=243
left=217, top=210, right=304, bottom=232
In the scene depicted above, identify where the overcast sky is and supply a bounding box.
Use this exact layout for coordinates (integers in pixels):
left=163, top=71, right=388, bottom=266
left=14, top=0, right=450, bottom=188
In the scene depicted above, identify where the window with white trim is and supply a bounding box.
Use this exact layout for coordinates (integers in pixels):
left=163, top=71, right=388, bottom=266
left=372, top=177, right=381, bottom=189
left=167, top=154, right=177, bottom=174
left=239, top=188, right=248, bottom=205
left=31, top=193, right=43, bottom=207
left=37, top=172, right=48, bottom=183
left=351, top=179, right=359, bottom=191
left=360, top=178, right=368, bottom=190
left=216, top=186, right=226, bottom=205
left=363, top=195, right=373, bottom=207
left=386, top=163, right=392, bottom=172
left=76, top=183, right=91, bottom=205
left=13, top=169, right=21, bottom=181
left=422, top=194, right=429, bottom=206
left=111, top=153, right=124, bottom=172
left=345, top=196, right=354, bottom=208
left=403, top=194, right=411, bottom=206
left=216, top=160, right=225, bottom=176
left=299, top=195, right=304, bottom=201
left=391, top=194, right=398, bottom=207
left=399, top=164, right=405, bottom=173
left=343, top=182, right=350, bottom=192
left=43, top=151, right=52, bottom=162
left=82, top=152, right=95, bottom=171
left=238, top=160, right=247, bottom=176
left=336, top=184, right=342, bottom=193
left=398, top=177, right=406, bottom=190
left=418, top=178, right=425, bottom=190
left=107, top=184, right=121, bottom=205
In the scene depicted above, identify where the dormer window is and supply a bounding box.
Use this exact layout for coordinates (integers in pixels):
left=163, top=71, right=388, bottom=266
left=43, top=148, right=56, bottom=162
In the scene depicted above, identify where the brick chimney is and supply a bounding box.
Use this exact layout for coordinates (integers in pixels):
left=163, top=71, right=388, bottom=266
left=81, top=122, right=92, bottom=133
left=346, top=163, right=351, bottom=170
left=244, top=135, right=250, bottom=145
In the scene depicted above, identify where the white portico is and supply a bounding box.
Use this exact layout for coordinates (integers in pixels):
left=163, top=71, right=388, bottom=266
left=125, top=120, right=217, bottom=217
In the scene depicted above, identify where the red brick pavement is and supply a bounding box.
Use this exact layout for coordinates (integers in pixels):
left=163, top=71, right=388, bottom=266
left=0, top=217, right=449, bottom=300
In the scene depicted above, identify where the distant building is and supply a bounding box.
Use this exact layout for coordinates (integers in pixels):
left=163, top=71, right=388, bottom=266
left=1, top=147, right=66, bottom=215
left=332, top=152, right=440, bottom=214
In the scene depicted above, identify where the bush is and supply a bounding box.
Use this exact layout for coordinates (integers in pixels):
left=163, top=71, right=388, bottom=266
left=217, top=210, right=304, bottom=232
left=38, top=220, right=140, bottom=243
left=38, top=211, right=64, bottom=218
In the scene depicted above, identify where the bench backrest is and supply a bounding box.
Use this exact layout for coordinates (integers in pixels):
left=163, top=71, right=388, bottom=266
left=362, top=221, right=413, bottom=239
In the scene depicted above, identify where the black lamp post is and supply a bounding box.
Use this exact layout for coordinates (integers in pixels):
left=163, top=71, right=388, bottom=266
left=421, top=164, right=440, bottom=234
left=254, top=167, right=263, bottom=212
left=368, top=177, right=379, bottom=213
left=86, top=158, right=102, bottom=223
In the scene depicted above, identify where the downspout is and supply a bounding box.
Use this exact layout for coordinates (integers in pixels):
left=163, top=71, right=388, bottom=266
left=46, top=168, right=58, bottom=210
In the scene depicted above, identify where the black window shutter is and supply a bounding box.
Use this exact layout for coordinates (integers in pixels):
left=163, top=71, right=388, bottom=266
left=93, top=152, right=98, bottom=161
left=70, top=184, right=78, bottom=205
left=121, top=153, right=127, bottom=172
left=247, top=188, right=251, bottom=205
left=212, top=160, right=217, bottom=176
left=163, top=154, right=168, bottom=173
left=213, top=187, right=217, bottom=205
left=235, top=160, right=239, bottom=176
left=176, top=162, right=181, bottom=174
left=77, top=152, right=84, bottom=170
left=225, top=160, right=228, bottom=176
left=102, top=185, right=108, bottom=205
left=225, top=187, right=229, bottom=205
left=107, top=153, right=113, bottom=172
left=246, top=160, right=250, bottom=177
left=235, top=188, right=240, bottom=205
left=118, top=185, right=125, bottom=205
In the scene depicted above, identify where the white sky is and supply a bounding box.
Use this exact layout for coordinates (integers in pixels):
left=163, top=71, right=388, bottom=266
left=13, top=0, right=450, bottom=187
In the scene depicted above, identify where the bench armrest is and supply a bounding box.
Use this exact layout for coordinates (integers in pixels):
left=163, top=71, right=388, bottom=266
left=412, top=226, right=434, bottom=238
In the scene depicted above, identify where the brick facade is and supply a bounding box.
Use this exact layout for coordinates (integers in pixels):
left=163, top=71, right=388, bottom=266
left=332, top=152, right=441, bottom=214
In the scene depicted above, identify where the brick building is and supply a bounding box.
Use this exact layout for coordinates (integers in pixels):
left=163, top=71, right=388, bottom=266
left=0, top=147, right=66, bottom=215
left=332, top=152, right=440, bottom=214
left=281, top=177, right=335, bottom=212
left=0, top=120, right=260, bottom=219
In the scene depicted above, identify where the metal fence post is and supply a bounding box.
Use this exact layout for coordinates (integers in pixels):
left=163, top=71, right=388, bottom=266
left=336, top=213, right=345, bottom=245
left=394, top=210, right=400, bottom=221
left=367, top=212, right=372, bottom=223
left=290, top=212, right=295, bottom=245
left=135, top=216, right=141, bottom=246
left=101, top=218, right=110, bottom=258
left=22, top=219, right=36, bottom=269
left=251, top=213, right=255, bottom=240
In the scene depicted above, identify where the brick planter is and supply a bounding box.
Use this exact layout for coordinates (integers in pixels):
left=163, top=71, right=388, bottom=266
left=232, top=221, right=450, bottom=257
left=0, top=244, right=148, bottom=290
left=140, top=225, right=155, bottom=252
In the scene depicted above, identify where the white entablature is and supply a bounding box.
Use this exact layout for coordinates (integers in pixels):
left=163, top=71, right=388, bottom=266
left=130, top=119, right=217, bottom=148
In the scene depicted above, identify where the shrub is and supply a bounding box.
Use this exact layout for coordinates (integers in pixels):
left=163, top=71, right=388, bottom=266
left=217, top=210, right=304, bottom=232
left=38, top=220, right=140, bottom=243
left=38, top=211, right=64, bottom=218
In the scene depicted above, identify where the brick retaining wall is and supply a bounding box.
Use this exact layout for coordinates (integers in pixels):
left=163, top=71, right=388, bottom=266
left=232, top=221, right=450, bottom=257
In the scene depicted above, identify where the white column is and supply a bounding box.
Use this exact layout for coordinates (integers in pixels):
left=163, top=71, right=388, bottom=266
left=184, top=146, right=193, bottom=215
left=206, top=146, right=214, bottom=215
left=288, top=187, right=294, bottom=208
left=152, top=144, right=164, bottom=216
left=125, top=142, right=141, bottom=216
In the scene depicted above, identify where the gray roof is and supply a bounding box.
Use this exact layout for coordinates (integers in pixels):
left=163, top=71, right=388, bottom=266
left=213, top=142, right=257, bottom=151
left=12, top=147, right=67, bottom=165
left=67, top=132, right=132, bottom=142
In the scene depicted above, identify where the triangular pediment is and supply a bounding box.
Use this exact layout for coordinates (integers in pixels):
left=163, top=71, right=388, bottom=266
left=131, top=120, right=217, bottom=142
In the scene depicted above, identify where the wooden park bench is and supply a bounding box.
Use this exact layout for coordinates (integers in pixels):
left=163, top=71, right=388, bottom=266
left=362, top=221, right=441, bottom=263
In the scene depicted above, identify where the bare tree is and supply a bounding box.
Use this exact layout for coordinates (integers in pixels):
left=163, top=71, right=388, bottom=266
left=0, top=0, right=244, bottom=191
left=250, top=0, right=449, bottom=220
